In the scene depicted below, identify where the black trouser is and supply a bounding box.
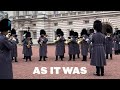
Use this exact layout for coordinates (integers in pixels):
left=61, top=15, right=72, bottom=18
left=26, top=56, right=31, bottom=61
left=14, top=57, right=18, bottom=62
left=115, top=50, right=119, bottom=55
left=56, top=55, right=63, bottom=61
left=69, top=54, right=75, bottom=61
left=39, top=56, right=46, bottom=61
left=23, top=55, right=26, bottom=59
left=77, top=53, right=80, bottom=58
left=82, top=55, right=87, bottom=61
left=12, top=57, right=18, bottom=62
left=106, top=54, right=112, bottom=59
left=90, top=53, right=91, bottom=59
left=118, top=49, right=120, bottom=54
left=96, top=66, right=104, bottom=76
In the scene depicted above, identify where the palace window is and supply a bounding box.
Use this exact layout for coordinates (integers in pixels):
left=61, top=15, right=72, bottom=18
left=33, top=24, right=36, bottom=26
left=83, top=20, right=89, bottom=24
left=54, top=22, right=58, bottom=26
left=68, top=21, right=73, bottom=25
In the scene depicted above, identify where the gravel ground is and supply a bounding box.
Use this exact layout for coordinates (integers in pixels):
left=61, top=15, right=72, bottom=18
left=12, top=45, right=120, bottom=79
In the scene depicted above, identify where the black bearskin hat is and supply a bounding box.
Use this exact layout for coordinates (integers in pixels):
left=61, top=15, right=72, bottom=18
left=106, top=28, right=112, bottom=34
left=69, top=30, right=74, bottom=36
left=0, top=18, right=11, bottom=32
left=81, top=28, right=88, bottom=36
left=74, top=32, right=78, bottom=38
left=60, top=31, right=64, bottom=36
left=89, top=29, right=94, bottom=34
left=25, top=31, right=31, bottom=38
left=56, top=28, right=62, bottom=35
left=40, top=29, right=46, bottom=35
left=93, top=20, right=102, bottom=32
left=11, top=28, right=16, bottom=35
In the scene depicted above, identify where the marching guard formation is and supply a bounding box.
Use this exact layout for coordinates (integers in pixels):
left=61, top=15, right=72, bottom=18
left=1, top=17, right=120, bottom=78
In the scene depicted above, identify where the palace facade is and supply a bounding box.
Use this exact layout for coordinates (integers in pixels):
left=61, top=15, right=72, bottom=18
left=8, top=11, right=120, bottom=44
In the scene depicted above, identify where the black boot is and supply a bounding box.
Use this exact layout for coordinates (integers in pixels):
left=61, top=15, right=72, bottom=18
left=90, top=53, right=91, bottom=59
left=106, top=54, right=108, bottom=59
left=29, top=56, right=32, bottom=61
left=101, top=66, right=104, bottom=76
left=55, top=55, right=58, bottom=61
left=25, top=56, right=28, bottom=62
left=117, top=50, right=119, bottom=55
left=63, top=54, right=65, bottom=58
left=60, top=55, right=63, bottom=61
left=77, top=54, right=80, bottom=58
left=39, top=56, right=42, bottom=61
left=68, top=54, right=72, bottom=61
left=82, top=55, right=85, bottom=61
left=12, top=57, right=14, bottom=60
left=73, top=55, right=75, bottom=61
left=43, top=56, right=46, bottom=61
left=15, top=57, right=18, bottom=62
left=110, top=54, right=112, bottom=59
left=45, top=56, right=48, bottom=58
left=94, top=66, right=100, bottom=76
left=84, top=56, right=87, bottom=61
left=23, top=55, right=26, bottom=59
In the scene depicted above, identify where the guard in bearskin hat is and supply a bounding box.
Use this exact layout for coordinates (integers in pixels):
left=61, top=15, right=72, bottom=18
left=105, top=28, right=113, bottom=59
left=80, top=28, right=89, bottom=61
left=88, top=28, right=95, bottom=59
left=23, top=31, right=33, bottom=62
left=10, top=28, right=19, bottom=62
left=113, top=29, right=120, bottom=55
left=54, top=28, right=66, bottom=61
left=22, top=30, right=28, bottom=59
left=66, top=30, right=77, bottom=61
left=90, top=20, right=106, bottom=76
left=74, top=32, right=80, bottom=59
left=0, top=18, right=13, bottom=79
left=38, top=29, right=48, bottom=61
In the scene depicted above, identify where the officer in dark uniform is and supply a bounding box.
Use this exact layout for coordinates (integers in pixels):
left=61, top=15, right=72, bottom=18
left=113, top=30, right=120, bottom=55
left=0, top=18, right=13, bottom=79
left=90, top=20, right=106, bottom=76
left=38, top=29, right=48, bottom=61
left=74, top=32, right=80, bottom=58
left=80, top=28, right=89, bottom=61
left=23, top=31, right=33, bottom=62
left=88, top=29, right=94, bottom=59
left=54, top=28, right=65, bottom=61
left=117, top=31, right=120, bottom=54
left=22, top=31, right=27, bottom=59
left=105, top=28, right=113, bottom=59
left=67, top=30, right=77, bottom=61
left=10, top=28, right=19, bottom=62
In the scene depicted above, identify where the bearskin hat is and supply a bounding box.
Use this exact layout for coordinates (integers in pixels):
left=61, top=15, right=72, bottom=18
left=40, top=29, right=46, bottom=35
left=56, top=28, right=62, bottom=35
left=11, top=28, right=16, bottom=35
left=74, top=32, right=78, bottom=38
left=25, top=31, right=31, bottom=38
left=106, top=28, right=113, bottom=34
left=89, top=29, right=94, bottom=34
left=81, top=28, right=88, bottom=36
left=60, top=31, right=64, bottom=36
left=0, top=18, right=11, bottom=32
left=93, top=20, right=102, bottom=32
left=69, top=30, right=74, bottom=36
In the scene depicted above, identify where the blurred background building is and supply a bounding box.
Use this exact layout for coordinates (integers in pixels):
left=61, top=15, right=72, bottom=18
left=2, top=11, right=120, bottom=44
